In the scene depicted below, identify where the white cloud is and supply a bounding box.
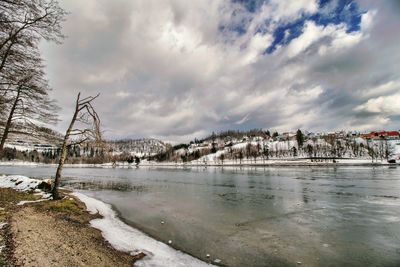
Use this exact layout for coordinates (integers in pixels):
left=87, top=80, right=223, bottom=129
left=329, top=27, right=363, bottom=52
left=270, top=0, right=318, bottom=20
left=241, top=32, right=273, bottom=65
left=360, top=80, right=400, bottom=98
left=40, top=0, right=400, bottom=141
left=355, top=93, right=400, bottom=114
left=115, top=91, right=131, bottom=98
left=285, top=21, right=365, bottom=58
left=286, top=21, right=327, bottom=58
left=361, top=10, right=377, bottom=30
left=292, top=85, right=323, bottom=98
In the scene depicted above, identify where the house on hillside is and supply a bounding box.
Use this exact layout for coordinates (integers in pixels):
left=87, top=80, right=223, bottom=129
left=386, top=131, right=400, bottom=140
left=367, top=131, right=400, bottom=140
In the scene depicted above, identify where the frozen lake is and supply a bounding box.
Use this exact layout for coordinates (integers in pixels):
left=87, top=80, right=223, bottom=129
left=1, top=165, right=400, bottom=266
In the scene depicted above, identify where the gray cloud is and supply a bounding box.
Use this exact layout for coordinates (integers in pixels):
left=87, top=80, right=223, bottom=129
left=40, top=0, right=400, bottom=143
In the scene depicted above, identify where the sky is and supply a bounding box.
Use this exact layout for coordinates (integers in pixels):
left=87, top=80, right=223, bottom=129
left=40, top=0, right=400, bottom=143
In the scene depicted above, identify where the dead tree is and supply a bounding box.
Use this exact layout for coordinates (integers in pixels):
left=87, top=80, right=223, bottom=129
left=51, top=92, right=103, bottom=199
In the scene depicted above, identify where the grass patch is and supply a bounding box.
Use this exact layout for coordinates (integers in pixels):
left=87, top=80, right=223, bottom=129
left=33, top=198, right=92, bottom=226
left=0, top=188, right=40, bottom=207
left=35, top=199, right=82, bottom=215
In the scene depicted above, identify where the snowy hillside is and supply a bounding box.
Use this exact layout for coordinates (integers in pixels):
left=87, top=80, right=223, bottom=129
left=4, top=127, right=62, bottom=152
left=152, top=130, right=400, bottom=164
left=108, top=138, right=168, bottom=157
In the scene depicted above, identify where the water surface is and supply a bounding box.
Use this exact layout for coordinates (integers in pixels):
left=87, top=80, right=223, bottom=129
left=1, top=165, right=400, bottom=266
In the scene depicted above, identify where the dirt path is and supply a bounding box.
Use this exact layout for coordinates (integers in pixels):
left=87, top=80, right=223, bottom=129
left=0, top=188, right=136, bottom=267
left=11, top=207, right=134, bottom=266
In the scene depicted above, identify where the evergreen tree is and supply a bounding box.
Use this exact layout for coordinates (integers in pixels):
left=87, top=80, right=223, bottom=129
left=296, top=129, right=304, bottom=148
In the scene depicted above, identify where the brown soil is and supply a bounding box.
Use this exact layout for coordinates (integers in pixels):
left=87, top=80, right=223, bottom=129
left=0, top=189, right=139, bottom=267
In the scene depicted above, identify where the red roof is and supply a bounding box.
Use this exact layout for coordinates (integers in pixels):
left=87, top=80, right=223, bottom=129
left=369, top=131, right=399, bottom=137
left=387, top=131, right=399, bottom=136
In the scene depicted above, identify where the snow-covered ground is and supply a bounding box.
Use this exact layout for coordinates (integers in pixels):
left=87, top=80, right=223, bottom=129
left=0, top=175, right=44, bottom=191
left=0, top=157, right=398, bottom=168
left=0, top=175, right=214, bottom=266
left=0, top=175, right=52, bottom=204
left=140, top=158, right=394, bottom=167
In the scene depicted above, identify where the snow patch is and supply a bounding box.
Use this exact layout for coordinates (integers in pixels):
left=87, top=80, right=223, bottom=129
left=0, top=160, right=42, bottom=166
left=0, top=222, right=7, bottom=229
left=0, top=175, right=52, bottom=204
left=17, top=199, right=49, bottom=206
left=72, top=192, right=214, bottom=267
left=0, top=175, right=42, bottom=191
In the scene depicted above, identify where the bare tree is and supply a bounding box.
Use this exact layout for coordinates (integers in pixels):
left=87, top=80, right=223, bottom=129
left=0, top=0, right=65, bottom=74
left=0, top=0, right=65, bottom=154
left=52, top=93, right=103, bottom=199
left=0, top=52, right=58, bottom=152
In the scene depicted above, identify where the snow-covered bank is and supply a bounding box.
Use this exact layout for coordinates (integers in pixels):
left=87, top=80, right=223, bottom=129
left=2, top=158, right=399, bottom=168
left=0, top=161, right=110, bottom=168
left=139, top=158, right=399, bottom=167
left=0, top=175, right=43, bottom=191
left=0, top=175, right=52, bottom=204
left=72, top=192, right=214, bottom=267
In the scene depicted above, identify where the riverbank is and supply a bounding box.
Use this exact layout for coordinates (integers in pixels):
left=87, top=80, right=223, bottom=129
left=0, top=158, right=399, bottom=169
left=0, top=175, right=213, bottom=266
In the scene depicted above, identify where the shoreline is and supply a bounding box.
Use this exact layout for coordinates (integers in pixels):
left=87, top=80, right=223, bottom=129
left=0, top=175, right=214, bottom=267
left=72, top=191, right=215, bottom=266
left=0, top=159, right=399, bottom=169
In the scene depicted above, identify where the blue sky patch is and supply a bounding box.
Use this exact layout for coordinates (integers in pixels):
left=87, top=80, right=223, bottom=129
left=225, top=0, right=366, bottom=54
left=232, top=0, right=266, bottom=13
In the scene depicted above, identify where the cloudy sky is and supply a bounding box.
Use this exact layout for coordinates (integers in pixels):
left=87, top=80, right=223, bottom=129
left=40, top=0, right=400, bottom=143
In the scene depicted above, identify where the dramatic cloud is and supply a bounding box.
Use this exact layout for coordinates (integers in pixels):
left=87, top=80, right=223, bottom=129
left=40, top=0, right=400, bottom=143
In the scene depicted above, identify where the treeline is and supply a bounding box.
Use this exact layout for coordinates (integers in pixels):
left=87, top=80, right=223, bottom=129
left=1, top=143, right=132, bottom=164
left=200, top=129, right=272, bottom=142
left=1, top=144, right=106, bottom=164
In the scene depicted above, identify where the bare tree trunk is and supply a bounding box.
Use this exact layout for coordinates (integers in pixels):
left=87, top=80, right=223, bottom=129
left=51, top=92, right=101, bottom=199
left=0, top=40, right=15, bottom=74
left=51, top=94, right=80, bottom=199
left=0, top=87, right=20, bottom=154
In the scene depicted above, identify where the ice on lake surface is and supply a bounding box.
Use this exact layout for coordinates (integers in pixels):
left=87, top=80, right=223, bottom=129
left=1, top=165, right=400, bottom=266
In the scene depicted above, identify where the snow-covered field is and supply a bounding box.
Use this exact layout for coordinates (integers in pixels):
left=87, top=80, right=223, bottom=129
left=0, top=175, right=213, bottom=266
